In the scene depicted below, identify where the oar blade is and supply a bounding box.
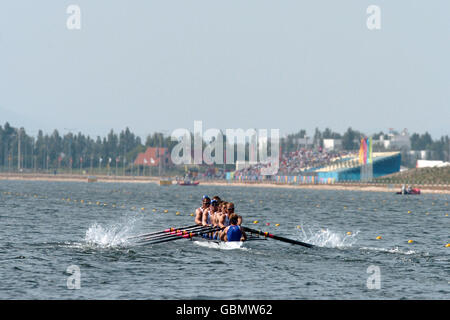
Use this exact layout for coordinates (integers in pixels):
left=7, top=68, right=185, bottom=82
left=242, top=226, right=314, bottom=248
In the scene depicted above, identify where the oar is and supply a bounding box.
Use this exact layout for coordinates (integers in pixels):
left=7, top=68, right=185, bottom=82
left=242, top=227, right=314, bottom=248
left=141, top=226, right=223, bottom=246
left=246, top=236, right=268, bottom=242
left=138, top=226, right=209, bottom=245
left=136, top=225, right=213, bottom=244
left=136, top=225, right=205, bottom=241
left=136, top=225, right=206, bottom=242
left=128, top=224, right=200, bottom=240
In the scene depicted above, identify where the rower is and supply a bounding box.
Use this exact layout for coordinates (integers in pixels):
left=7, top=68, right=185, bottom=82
left=220, top=214, right=247, bottom=242
left=202, top=198, right=218, bottom=226
left=218, top=201, right=227, bottom=217
left=202, top=198, right=221, bottom=239
left=227, top=202, right=242, bottom=226
left=219, top=202, right=243, bottom=238
left=195, top=195, right=210, bottom=225
left=218, top=202, right=232, bottom=228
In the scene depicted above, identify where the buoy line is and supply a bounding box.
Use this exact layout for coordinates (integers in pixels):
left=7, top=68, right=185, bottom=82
left=1, top=189, right=449, bottom=248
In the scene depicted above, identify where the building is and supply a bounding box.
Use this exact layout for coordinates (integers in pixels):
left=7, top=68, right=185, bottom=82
left=408, top=150, right=429, bottom=161
left=295, top=137, right=314, bottom=148
left=373, top=129, right=411, bottom=150
left=323, top=139, right=342, bottom=151
left=134, top=147, right=171, bottom=167
left=416, top=160, right=450, bottom=168
left=269, top=152, right=401, bottom=184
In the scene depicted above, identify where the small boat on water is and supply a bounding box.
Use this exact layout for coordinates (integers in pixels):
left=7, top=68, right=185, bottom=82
left=159, top=179, right=172, bottom=186
left=177, top=180, right=199, bottom=186
left=87, top=176, right=98, bottom=183
left=396, top=188, right=421, bottom=195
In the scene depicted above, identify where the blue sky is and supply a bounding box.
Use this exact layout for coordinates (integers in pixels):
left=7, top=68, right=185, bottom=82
left=0, top=1, right=449, bottom=139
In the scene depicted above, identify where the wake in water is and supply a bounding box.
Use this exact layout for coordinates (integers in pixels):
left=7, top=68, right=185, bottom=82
left=359, top=246, right=418, bottom=256
left=294, top=226, right=423, bottom=256
left=295, top=226, right=359, bottom=248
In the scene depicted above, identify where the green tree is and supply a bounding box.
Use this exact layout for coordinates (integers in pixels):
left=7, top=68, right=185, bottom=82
left=342, top=127, right=358, bottom=150
left=313, top=127, right=322, bottom=149
left=322, top=128, right=341, bottom=139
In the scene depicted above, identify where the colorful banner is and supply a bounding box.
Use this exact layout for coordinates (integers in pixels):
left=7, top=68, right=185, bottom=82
left=359, top=138, right=366, bottom=164
left=367, top=137, right=373, bottom=164
left=359, top=137, right=372, bottom=164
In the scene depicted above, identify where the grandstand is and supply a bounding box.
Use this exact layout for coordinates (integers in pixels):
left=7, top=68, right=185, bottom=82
left=231, top=150, right=401, bottom=184
left=314, top=152, right=401, bottom=182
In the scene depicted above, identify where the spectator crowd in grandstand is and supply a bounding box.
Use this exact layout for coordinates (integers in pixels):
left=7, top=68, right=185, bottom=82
left=234, top=148, right=353, bottom=178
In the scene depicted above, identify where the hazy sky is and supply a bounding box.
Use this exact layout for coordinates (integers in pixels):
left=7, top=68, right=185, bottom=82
left=0, top=1, right=449, bottom=139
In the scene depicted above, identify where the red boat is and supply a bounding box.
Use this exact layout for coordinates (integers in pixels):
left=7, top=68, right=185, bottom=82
left=177, top=180, right=199, bottom=186
left=396, top=188, right=421, bottom=195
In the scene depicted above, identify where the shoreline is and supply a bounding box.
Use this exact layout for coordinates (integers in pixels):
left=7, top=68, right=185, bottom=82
left=1, top=173, right=449, bottom=194
left=200, top=181, right=450, bottom=194
left=0, top=173, right=160, bottom=184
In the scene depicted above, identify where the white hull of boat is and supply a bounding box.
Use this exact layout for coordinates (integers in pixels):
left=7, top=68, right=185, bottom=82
left=192, top=239, right=245, bottom=250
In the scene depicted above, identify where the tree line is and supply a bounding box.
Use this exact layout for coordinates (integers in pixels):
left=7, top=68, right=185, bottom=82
left=0, top=122, right=173, bottom=172
left=0, top=122, right=448, bottom=172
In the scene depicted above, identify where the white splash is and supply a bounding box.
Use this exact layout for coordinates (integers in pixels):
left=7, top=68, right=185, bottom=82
left=359, top=246, right=417, bottom=255
left=84, top=217, right=140, bottom=248
left=296, top=227, right=359, bottom=248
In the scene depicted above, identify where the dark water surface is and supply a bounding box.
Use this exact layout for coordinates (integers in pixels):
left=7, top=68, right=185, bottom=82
left=0, top=180, right=448, bottom=299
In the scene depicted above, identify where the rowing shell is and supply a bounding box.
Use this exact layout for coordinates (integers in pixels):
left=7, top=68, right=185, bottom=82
left=193, top=239, right=245, bottom=250
left=191, top=235, right=267, bottom=250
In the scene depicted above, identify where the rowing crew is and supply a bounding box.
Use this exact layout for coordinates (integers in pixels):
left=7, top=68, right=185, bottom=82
left=194, top=195, right=247, bottom=242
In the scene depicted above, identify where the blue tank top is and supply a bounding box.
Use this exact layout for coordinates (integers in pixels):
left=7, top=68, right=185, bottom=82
left=227, top=225, right=242, bottom=242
